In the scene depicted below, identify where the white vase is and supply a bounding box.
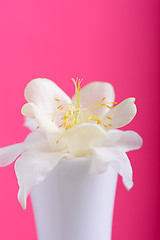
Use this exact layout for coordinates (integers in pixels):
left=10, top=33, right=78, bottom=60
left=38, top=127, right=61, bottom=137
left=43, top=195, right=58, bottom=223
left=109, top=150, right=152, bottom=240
left=31, top=157, right=117, bottom=240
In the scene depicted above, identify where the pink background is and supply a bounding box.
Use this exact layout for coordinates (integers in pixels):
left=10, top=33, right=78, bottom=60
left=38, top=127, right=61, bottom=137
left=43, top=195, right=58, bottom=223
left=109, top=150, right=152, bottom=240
left=0, top=0, right=159, bottom=239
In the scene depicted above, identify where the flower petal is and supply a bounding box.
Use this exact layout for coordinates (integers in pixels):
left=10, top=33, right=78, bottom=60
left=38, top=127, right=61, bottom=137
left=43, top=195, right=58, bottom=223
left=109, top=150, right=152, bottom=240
left=23, top=125, right=65, bottom=153
left=114, top=131, right=143, bottom=152
left=24, top=117, right=39, bottom=131
left=102, top=129, right=143, bottom=152
left=25, top=131, right=51, bottom=152
left=24, top=78, right=72, bottom=114
left=107, top=98, right=137, bottom=129
left=24, top=130, right=47, bottom=143
left=101, top=129, right=124, bottom=147
left=0, top=143, right=25, bottom=167
left=90, top=147, right=133, bottom=190
left=24, top=123, right=65, bottom=153
left=62, top=123, right=108, bottom=157
left=72, top=81, right=115, bottom=115
left=0, top=131, right=50, bottom=167
left=46, top=132, right=67, bottom=152
left=15, top=151, right=72, bottom=209
left=23, top=78, right=72, bottom=127
left=21, top=103, right=60, bottom=133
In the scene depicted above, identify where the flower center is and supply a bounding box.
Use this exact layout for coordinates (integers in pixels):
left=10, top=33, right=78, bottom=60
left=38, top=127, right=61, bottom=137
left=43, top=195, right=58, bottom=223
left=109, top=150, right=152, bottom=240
left=53, top=78, right=117, bottom=132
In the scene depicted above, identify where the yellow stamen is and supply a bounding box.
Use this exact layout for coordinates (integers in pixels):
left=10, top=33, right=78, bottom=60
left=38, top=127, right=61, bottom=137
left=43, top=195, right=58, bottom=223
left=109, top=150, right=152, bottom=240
left=94, top=118, right=102, bottom=124
left=101, top=97, right=106, bottom=101
left=106, top=116, right=112, bottom=120
left=57, top=105, right=62, bottom=109
left=58, top=123, right=65, bottom=128
left=66, top=125, right=71, bottom=130
left=61, top=116, right=67, bottom=120
left=106, top=105, right=115, bottom=109
left=36, top=126, right=40, bottom=129
left=56, top=137, right=61, bottom=144
left=71, top=78, right=83, bottom=109
left=51, top=78, right=117, bottom=136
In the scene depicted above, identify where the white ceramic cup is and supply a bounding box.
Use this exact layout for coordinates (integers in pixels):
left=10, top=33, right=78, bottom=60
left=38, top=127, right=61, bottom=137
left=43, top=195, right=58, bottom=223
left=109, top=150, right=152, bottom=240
left=31, top=157, right=117, bottom=240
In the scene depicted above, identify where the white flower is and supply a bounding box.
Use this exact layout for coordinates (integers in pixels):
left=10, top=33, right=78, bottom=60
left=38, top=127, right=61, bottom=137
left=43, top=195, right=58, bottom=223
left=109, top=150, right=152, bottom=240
left=0, top=78, right=142, bottom=209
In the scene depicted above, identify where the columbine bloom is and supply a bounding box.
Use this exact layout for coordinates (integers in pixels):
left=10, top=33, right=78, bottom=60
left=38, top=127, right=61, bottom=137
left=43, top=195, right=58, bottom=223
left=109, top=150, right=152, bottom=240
left=0, top=78, right=142, bottom=209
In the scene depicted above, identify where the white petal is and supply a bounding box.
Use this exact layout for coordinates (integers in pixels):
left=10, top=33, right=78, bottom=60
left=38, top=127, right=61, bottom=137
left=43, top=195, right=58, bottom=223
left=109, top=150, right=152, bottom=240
left=46, top=132, right=67, bottom=152
left=24, top=78, right=72, bottom=115
left=107, top=98, right=137, bottom=129
left=90, top=147, right=133, bottom=190
left=24, top=127, right=67, bottom=153
left=21, top=103, right=60, bottom=133
left=114, top=131, right=143, bottom=152
left=102, top=129, right=124, bottom=147
left=90, top=147, right=120, bottom=174
left=0, top=143, right=25, bottom=167
left=24, top=130, right=47, bottom=143
left=62, top=123, right=108, bottom=157
left=24, top=117, right=39, bottom=131
left=102, top=130, right=143, bottom=152
left=15, top=151, right=72, bottom=209
left=72, top=81, right=115, bottom=115
left=24, top=131, right=51, bottom=152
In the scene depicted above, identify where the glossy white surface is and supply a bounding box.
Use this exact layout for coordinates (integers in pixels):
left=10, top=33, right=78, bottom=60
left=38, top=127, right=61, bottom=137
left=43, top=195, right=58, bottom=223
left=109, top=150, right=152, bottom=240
left=31, top=157, right=117, bottom=240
